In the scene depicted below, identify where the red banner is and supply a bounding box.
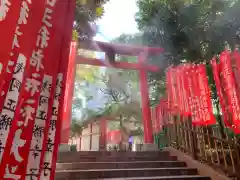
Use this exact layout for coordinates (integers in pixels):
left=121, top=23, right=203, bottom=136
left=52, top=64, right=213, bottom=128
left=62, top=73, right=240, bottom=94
left=186, top=65, right=202, bottom=125
left=60, top=41, right=77, bottom=144
left=166, top=69, right=172, bottom=112
left=0, top=0, right=21, bottom=80
left=26, top=1, right=72, bottom=179
left=167, top=65, right=192, bottom=117
left=166, top=63, right=215, bottom=125
left=189, top=64, right=215, bottom=125
left=211, top=58, right=232, bottom=128
left=0, top=0, right=46, bottom=113
left=0, top=0, right=72, bottom=179
left=178, top=65, right=191, bottom=117
left=197, top=64, right=216, bottom=125
left=41, top=0, right=76, bottom=179
left=0, top=0, right=46, bottom=176
left=232, top=51, right=240, bottom=133
left=219, top=50, right=240, bottom=133
left=176, top=66, right=184, bottom=114
left=157, top=99, right=168, bottom=131
left=166, top=67, right=178, bottom=114
left=181, top=64, right=191, bottom=116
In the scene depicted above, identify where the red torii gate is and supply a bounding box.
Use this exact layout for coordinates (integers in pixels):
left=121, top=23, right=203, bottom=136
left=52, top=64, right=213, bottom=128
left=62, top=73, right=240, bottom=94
left=61, top=40, right=163, bottom=150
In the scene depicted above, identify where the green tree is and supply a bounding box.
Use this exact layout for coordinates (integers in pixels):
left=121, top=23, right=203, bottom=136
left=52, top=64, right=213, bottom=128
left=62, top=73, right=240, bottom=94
left=72, top=48, right=103, bottom=119
left=134, top=0, right=240, bottom=137
left=74, top=0, right=109, bottom=40
left=76, top=67, right=143, bottom=137
left=95, top=101, right=143, bottom=144
left=135, top=0, right=240, bottom=64
left=112, top=34, right=166, bottom=106
left=99, top=71, right=143, bottom=140
left=110, top=0, right=240, bottom=106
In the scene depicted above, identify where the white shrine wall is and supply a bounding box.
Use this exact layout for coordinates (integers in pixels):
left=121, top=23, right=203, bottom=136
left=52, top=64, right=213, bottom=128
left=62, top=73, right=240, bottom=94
left=69, top=122, right=100, bottom=151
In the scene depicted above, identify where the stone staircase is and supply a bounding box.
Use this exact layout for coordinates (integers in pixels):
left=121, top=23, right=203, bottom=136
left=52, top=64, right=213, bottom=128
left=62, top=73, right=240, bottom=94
left=56, top=151, right=211, bottom=180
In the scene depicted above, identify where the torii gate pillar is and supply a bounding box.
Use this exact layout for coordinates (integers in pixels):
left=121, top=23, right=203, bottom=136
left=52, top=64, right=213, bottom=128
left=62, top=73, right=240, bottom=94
left=138, top=55, right=158, bottom=151
left=138, top=56, right=153, bottom=143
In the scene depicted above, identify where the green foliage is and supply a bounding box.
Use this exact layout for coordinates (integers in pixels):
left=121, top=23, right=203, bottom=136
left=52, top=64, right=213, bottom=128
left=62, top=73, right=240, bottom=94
left=109, top=0, right=240, bottom=105
left=74, top=0, right=109, bottom=40
left=100, top=102, right=143, bottom=136
left=71, top=118, right=83, bottom=137
left=136, top=0, right=240, bottom=64
left=72, top=51, right=103, bottom=118
left=112, top=34, right=166, bottom=105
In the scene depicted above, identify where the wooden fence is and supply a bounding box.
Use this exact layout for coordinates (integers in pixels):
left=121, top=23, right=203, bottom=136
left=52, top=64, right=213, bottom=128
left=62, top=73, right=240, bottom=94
left=164, top=115, right=240, bottom=179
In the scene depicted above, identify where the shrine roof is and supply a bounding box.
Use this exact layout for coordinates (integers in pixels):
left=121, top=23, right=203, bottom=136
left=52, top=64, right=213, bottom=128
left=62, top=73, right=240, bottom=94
left=79, top=40, right=164, bottom=56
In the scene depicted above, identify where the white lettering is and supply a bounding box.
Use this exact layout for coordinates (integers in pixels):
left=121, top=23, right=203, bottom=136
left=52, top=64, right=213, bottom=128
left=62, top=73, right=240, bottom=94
left=0, top=54, right=26, bottom=163
left=18, top=1, right=31, bottom=24
left=40, top=74, right=63, bottom=180
left=0, top=0, right=11, bottom=21
left=25, top=78, right=40, bottom=96
left=7, top=60, right=14, bottom=73
left=4, top=164, right=21, bottom=180
left=47, top=0, right=57, bottom=7
left=30, top=49, right=44, bottom=72
left=36, top=26, right=50, bottom=49
left=42, top=8, right=53, bottom=27
left=11, top=129, right=26, bottom=162
left=12, top=26, right=23, bottom=49
left=20, top=105, right=35, bottom=126
left=0, top=63, right=2, bottom=74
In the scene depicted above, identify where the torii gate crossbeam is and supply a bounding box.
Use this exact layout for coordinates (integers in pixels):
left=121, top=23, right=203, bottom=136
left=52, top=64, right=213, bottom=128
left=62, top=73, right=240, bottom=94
left=76, top=56, right=159, bottom=71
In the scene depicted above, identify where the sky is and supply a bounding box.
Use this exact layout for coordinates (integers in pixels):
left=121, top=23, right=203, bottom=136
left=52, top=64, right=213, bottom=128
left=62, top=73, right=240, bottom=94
left=94, top=0, right=139, bottom=42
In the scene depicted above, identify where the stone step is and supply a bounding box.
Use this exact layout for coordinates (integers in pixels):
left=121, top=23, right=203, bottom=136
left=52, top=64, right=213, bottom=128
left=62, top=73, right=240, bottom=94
left=58, top=151, right=169, bottom=157
left=55, top=167, right=199, bottom=179
left=57, top=151, right=170, bottom=160
left=57, top=155, right=177, bottom=163
left=97, top=175, right=211, bottom=180
left=56, top=161, right=186, bottom=170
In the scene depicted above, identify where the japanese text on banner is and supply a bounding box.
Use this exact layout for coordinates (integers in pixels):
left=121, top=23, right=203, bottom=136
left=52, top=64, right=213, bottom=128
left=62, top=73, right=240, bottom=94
left=41, top=0, right=76, bottom=178
left=0, top=0, right=59, bottom=179
left=39, top=74, right=63, bottom=179
left=0, top=0, right=21, bottom=81
left=0, top=0, right=45, bottom=116
left=0, top=0, right=37, bottom=164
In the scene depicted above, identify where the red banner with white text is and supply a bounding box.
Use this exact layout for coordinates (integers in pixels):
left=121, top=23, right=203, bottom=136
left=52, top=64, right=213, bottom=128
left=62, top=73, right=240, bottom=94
left=232, top=51, right=240, bottom=133
left=211, top=58, right=233, bottom=129
left=157, top=99, right=168, bottom=131
left=197, top=64, right=215, bottom=125
left=211, top=51, right=240, bottom=134
left=40, top=0, right=76, bottom=179
left=220, top=51, right=240, bottom=133
left=166, top=64, right=216, bottom=126
left=0, top=0, right=46, bottom=129
left=0, top=0, right=21, bottom=80
left=166, top=67, right=179, bottom=114
left=0, top=0, right=72, bottom=179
